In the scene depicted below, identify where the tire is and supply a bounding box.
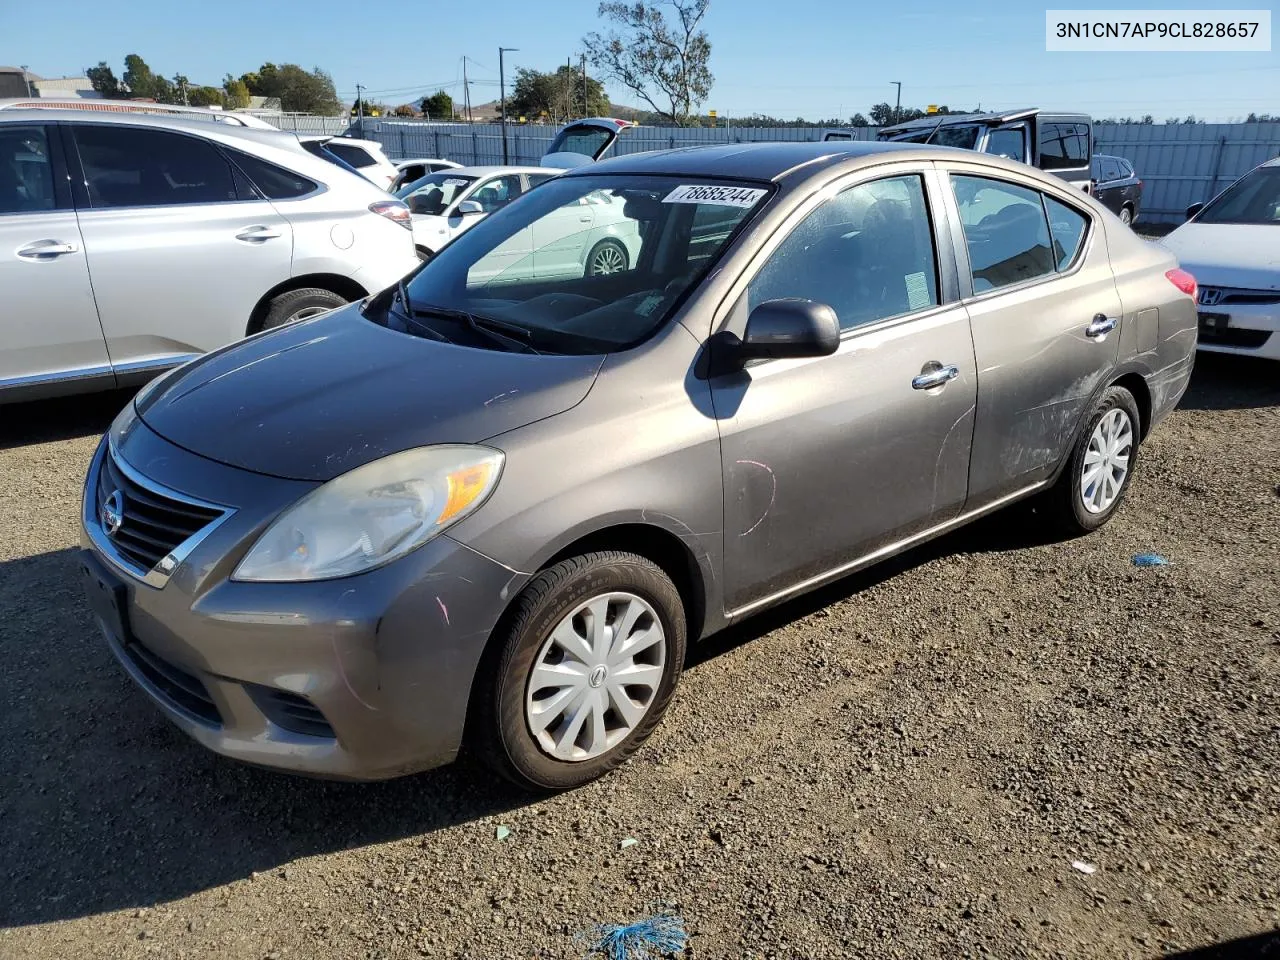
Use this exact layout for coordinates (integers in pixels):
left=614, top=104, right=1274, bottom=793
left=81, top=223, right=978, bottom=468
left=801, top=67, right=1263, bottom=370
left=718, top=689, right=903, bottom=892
left=1044, top=385, right=1141, bottom=536
left=259, top=288, right=348, bottom=332
left=1119, top=205, right=1134, bottom=226
left=474, top=551, right=687, bottom=792
left=585, top=238, right=629, bottom=277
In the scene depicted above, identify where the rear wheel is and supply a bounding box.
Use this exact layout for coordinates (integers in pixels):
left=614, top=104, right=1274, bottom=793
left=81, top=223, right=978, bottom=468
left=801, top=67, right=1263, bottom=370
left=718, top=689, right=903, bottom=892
left=259, top=288, right=347, bottom=332
left=1043, top=385, right=1141, bottom=535
left=1119, top=205, right=1134, bottom=226
left=474, top=551, right=686, bottom=791
left=585, top=238, right=628, bottom=277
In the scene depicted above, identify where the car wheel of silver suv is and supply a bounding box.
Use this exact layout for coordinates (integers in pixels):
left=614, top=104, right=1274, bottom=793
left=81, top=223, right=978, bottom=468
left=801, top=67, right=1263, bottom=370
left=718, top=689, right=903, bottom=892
left=474, top=551, right=686, bottom=791
left=261, top=288, right=348, bottom=331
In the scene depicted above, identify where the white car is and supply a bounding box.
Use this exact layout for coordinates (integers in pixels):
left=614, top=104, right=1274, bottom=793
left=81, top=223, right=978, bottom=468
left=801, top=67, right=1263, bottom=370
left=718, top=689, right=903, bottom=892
left=394, top=166, right=641, bottom=282
left=1162, top=157, right=1280, bottom=361
left=0, top=98, right=279, bottom=129
left=0, top=108, right=419, bottom=402
left=302, top=136, right=399, bottom=190
left=391, top=158, right=462, bottom=192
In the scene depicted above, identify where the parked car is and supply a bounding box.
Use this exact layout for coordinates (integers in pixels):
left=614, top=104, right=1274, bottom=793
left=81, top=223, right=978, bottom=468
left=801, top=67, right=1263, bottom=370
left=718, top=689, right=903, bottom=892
left=1161, top=157, right=1280, bottom=360
left=1091, top=154, right=1143, bottom=225
left=395, top=166, right=641, bottom=278
left=0, top=109, right=418, bottom=403
left=847, top=109, right=1094, bottom=193
left=79, top=141, right=1196, bottom=790
left=0, top=98, right=278, bottom=129
left=301, top=135, right=398, bottom=190
left=390, top=157, right=462, bottom=192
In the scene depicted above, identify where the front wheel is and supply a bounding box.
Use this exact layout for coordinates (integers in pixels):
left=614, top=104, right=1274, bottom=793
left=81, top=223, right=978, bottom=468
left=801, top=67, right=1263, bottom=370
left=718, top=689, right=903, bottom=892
left=259, top=288, right=348, bottom=332
left=474, top=551, right=686, bottom=791
left=1119, top=205, right=1134, bottom=226
left=1043, top=385, right=1141, bottom=535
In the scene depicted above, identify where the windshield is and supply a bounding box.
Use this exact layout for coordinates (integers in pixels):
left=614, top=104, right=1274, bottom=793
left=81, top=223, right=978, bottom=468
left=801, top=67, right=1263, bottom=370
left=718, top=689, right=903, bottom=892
left=395, top=172, right=478, bottom=215
left=376, top=174, right=771, bottom=355
left=1197, top=167, right=1280, bottom=225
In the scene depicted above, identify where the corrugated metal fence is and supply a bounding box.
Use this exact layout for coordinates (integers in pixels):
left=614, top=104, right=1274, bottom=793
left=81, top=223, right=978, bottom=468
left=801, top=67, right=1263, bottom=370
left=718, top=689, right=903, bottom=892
left=260, top=116, right=1280, bottom=224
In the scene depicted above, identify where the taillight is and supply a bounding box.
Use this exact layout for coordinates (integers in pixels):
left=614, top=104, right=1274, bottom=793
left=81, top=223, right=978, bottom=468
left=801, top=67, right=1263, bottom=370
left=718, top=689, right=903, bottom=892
left=1166, top=268, right=1197, bottom=300
left=369, top=200, right=412, bottom=231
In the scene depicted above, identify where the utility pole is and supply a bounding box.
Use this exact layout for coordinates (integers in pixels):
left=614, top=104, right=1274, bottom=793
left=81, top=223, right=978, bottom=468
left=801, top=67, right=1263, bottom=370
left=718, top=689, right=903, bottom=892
left=174, top=75, right=189, bottom=106
left=891, top=81, right=902, bottom=124
left=499, top=46, right=519, bottom=164
left=462, top=58, right=472, bottom=122
left=356, top=83, right=365, bottom=136
left=20, top=64, right=33, bottom=98
left=580, top=53, right=588, bottom=116
left=566, top=56, right=573, bottom=122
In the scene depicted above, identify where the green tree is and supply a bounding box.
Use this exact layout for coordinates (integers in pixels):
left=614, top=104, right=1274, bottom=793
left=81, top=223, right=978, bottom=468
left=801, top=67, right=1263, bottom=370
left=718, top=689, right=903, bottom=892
left=188, top=86, right=226, bottom=108
left=393, top=104, right=417, bottom=117
left=122, top=54, right=176, bottom=102
left=849, top=112, right=870, bottom=127
left=507, top=66, right=607, bottom=121
left=223, top=75, right=251, bottom=109
left=86, top=61, right=122, bottom=98
left=242, top=63, right=340, bottom=114
left=419, top=89, right=454, bottom=120
left=584, top=0, right=712, bottom=126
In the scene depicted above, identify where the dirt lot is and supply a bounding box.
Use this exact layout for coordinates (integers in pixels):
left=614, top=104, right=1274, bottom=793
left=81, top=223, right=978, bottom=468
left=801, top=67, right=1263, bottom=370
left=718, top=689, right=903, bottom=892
left=1, top=353, right=1278, bottom=960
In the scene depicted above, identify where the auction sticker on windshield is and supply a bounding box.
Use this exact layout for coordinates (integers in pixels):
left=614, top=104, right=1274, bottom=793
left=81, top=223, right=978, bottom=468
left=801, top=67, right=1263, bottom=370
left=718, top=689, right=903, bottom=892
left=444, top=178, right=468, bottom=186
left=663, top=184, right=767, bottom=207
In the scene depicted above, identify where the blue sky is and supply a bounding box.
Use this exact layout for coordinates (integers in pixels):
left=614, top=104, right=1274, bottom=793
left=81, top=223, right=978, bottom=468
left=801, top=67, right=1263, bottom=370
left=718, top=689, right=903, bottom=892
left=6, top=0, right=1277, bottom=121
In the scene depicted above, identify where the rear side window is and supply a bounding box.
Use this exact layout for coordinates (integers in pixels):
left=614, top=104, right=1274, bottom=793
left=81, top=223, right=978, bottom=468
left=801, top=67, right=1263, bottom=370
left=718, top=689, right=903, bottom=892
left=0, top=124, right=57, bottom=214
left=326, top=142, right=377, bottom=169
left=73, top=125, right=238, bottom=208
left=1039, top=123, right=1090, bottom=171
left=227, top=149, right=318, bottom=199
left=749, top=174, right=939, bottom=331
left=951, top=175, right=1054, bottom=291
left=1044, top=196, right=1088, bottom=270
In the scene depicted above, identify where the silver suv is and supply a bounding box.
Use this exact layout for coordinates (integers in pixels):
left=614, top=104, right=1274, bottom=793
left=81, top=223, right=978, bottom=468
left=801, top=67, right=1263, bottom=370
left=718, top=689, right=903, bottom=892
left=1, top=109, right=419, bottom=402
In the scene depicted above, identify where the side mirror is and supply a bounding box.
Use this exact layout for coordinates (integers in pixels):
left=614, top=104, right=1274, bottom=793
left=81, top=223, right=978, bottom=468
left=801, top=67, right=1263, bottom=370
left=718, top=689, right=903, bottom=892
left=738, top=299, right=841, bottom=363
left=456, top=199, right=484, bottom=216
left=1185, top=201, right=1205, bottom=221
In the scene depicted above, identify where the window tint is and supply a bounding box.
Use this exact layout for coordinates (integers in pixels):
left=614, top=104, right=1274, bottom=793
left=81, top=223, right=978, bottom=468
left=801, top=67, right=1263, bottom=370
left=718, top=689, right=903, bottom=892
left=952, top=175, right=1055, bottom=291
left=526, top=172, right=558, bottom=188
left=1105, top=158, right=1125, bottom=181
left=548, top=127, right=611, bottom=159
left=74, top=125, right=238, bottom=208
left=326, top=142, right=377, bottom=169
left=1044, top=196, right=1088, bottom=270
left=228, top=149, right=318, bottom=199
left=1039, top=122, right=1090, bottom=170
left=984, top=128, right=1026, bottom=163
left=0, top=124, right=56, bottom=214
left=1120, top=159, right=1135, bottom=178
left=470, top=175, right=523, bottom=213
left=749, top=174, right=939, bottom=331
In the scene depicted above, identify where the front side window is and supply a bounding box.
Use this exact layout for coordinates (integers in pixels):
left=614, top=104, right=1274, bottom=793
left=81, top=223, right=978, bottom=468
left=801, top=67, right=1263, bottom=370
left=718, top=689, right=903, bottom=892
left=470, top=175, right=523, bottom=213
left=0, top=124, right=56, bottom=214
left=395, top=172, right=476, bottom=214
left=749, top=174, right=939, bottom=331
left=73, top=125, right=238, bottom=208
left=952, top=175, right=1055, bottom=291
left=386, top=175, right=770, bottom=355
left=984, top=128, right=1026, bottom=163
left=1196, top=166, right=1280, bottom=225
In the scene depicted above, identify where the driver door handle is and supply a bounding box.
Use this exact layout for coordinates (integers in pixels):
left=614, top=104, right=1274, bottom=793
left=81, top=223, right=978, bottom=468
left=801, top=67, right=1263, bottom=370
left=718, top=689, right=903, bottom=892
left=1086, top=314, right=1118, bottom=339
left=912, top=364, right=960, bottom=390
left=16, top=240, right=79, bottom=259
left=235, top=226, right=282, bottom=242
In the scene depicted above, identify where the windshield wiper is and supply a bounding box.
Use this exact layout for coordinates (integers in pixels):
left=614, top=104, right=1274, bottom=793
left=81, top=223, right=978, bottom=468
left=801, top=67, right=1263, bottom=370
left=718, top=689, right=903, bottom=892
left=386, top=280, right=453, bottom=343
left=410, top=303, right=544, bottom=354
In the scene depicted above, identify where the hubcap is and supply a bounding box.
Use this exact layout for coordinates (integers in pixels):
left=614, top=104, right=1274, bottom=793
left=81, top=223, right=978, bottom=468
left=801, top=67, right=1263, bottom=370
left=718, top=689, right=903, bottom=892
left=1081, top=407, right=1133, bottom=514
left=1120, top=207, right=1132, bottom=225
left=525, top=592, right=666, bottom=762
left=588, top=243, right=625, bottom=276
left=288, top=305, right=332, bottom=324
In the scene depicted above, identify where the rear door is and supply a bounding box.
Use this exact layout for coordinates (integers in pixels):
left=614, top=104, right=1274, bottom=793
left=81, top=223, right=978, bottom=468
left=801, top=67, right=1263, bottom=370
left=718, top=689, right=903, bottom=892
left=0, top=121, right=110, bottom=390
left=541, top=119, right=632, bottom=169
left=66, top=122, right=295, bottom=368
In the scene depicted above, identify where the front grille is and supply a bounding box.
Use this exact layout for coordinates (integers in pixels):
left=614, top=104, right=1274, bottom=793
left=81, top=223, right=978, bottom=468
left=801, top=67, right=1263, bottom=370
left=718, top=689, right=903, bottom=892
left=96, top=451, right=223, bottom=573
left=249, top=686, right=336, bottom=739
left=122, top=640, right=222, bottom=726
left=1199, top=326, right=1272, bottom=349
left=1200, top=287, right=1280, bottom=307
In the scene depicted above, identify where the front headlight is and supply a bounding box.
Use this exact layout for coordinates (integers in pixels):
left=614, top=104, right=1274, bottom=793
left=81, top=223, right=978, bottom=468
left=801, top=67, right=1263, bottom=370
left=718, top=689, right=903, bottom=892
left=232, top=445, right=504, bottom=583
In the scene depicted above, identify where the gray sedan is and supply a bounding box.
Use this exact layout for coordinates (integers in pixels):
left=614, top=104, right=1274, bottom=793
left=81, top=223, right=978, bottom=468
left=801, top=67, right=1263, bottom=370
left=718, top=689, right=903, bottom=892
left=79, top=141, right=1197, bottom=791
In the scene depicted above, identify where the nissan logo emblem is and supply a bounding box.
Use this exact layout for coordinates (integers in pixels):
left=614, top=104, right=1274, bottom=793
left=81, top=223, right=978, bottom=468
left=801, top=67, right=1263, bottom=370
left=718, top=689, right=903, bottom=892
left=101, top=490, right=124, bottom=537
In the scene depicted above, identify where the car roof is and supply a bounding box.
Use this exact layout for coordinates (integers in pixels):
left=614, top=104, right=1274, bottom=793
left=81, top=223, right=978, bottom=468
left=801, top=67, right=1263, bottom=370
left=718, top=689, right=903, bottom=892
left=450, top=165, right=549, bottom=177
left=0, top=98, right=277, bottom=128
left=0, top=106, right=300, bottom=146
left=565, top=140, right=1006, bottom=184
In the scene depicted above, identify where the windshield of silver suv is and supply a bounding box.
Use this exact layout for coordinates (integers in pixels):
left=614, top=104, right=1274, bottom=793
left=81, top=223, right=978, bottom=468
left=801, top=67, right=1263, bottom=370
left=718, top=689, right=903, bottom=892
left=373, top=174, right=772, bottom=355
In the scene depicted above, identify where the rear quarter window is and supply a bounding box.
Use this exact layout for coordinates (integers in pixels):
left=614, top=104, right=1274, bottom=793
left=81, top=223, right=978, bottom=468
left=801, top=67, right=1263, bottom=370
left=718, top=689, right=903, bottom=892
left=226, top=149, right=318, bottom=199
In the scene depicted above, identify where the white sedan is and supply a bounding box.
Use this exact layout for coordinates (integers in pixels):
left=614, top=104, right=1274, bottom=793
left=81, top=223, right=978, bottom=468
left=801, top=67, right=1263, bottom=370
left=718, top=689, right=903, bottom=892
left=395, top=166, right=642, bottom=281
left=1161, top=157, right=1280, bottom=361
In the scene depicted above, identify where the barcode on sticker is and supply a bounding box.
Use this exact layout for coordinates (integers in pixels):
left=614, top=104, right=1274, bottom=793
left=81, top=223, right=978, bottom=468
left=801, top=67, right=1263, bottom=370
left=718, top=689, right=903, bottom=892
left=905, top=272, right=931, bottom=310
left=444, top=178, right=467, bottom=186
left=663, top=184, right=767, bottom=207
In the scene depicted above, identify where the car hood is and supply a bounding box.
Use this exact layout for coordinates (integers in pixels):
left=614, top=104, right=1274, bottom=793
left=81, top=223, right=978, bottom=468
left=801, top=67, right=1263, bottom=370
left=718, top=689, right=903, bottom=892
left=1160, top=223, right=1280, bottom=290
left=136, top=304, right=604, bottom=482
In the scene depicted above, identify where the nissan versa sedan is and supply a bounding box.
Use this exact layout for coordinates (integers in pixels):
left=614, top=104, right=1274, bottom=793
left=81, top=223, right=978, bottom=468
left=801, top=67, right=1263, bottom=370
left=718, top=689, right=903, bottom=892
left=80, top=141, right=1197, bottom=791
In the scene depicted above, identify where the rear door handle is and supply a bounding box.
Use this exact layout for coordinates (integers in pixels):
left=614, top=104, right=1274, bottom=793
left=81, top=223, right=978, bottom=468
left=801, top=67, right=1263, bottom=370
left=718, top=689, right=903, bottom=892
left=912, top=364, right=960, bottom=390
left=1086, top=314, right=1118, bottom=339
left=235, top=226, right=283, bottom=242
left=16, top=240, right=79, bottom=260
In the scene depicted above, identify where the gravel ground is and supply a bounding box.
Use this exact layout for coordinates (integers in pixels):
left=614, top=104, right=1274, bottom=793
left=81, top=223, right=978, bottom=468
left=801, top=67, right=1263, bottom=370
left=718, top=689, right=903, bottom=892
left=1, top=353, right=1278, bottom=960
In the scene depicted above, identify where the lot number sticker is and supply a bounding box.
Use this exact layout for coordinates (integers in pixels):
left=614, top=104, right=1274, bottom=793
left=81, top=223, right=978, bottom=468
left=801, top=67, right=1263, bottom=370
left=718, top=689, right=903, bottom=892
left=663, top=184, right=767, bottom=207
left=444, top=178, right=468, bottom=186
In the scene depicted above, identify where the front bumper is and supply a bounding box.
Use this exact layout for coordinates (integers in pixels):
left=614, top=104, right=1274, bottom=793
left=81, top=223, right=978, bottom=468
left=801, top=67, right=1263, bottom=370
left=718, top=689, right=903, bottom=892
left=80, top=422, right=526, bottom=780
left=1196, top=303, right=1280, bottom=360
